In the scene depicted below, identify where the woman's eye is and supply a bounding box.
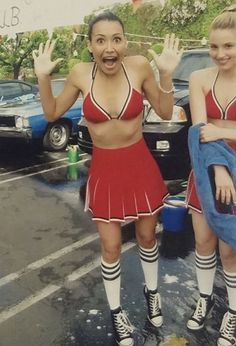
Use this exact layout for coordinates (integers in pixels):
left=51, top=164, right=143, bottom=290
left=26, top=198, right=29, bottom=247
left=114, top=37, right=121, bottom=43
left=209, top=45, right=217, bottom=49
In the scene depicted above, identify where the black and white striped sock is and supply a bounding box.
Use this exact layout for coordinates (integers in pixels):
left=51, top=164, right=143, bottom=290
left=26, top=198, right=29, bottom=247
left=101, top=257, right=121, bottom=310
left=224, top=270, right=236, bottom=312
left=195, top=251, right=217, bottom=296
left=139, top=241, right=159, bottom=291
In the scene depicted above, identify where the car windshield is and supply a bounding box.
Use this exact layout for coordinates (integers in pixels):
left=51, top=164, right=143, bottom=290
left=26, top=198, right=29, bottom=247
left=0, top=93, right=39, bottom=108
left=173, top=51, right=213, bottom=83
left=0, top=79, right=64, bottom=108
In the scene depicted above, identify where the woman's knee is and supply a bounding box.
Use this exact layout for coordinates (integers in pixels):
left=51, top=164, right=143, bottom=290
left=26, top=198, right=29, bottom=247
left=96, top=221, right=122, bottom=262
left=192, top=212, right=217, bottom=254
left=219, top=242, right=236, bottom=269
left=135, top=215, right=157, bottom=248
left=195, top=234, right=217, bottom=254
left=101, top=242, right=121, bottom=262
left=136, top=228, right=157, bottom=248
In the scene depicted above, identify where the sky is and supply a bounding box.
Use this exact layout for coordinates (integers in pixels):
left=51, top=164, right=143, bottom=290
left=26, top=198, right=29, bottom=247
left=0, top=0, right=131, bottom=36
left=0, top=0, right=164, bottom=37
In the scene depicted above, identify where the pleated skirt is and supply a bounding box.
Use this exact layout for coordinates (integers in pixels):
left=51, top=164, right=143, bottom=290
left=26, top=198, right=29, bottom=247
left=84, top=138, right=168, bottom=223
left=185, top=170, right=202, bottom=213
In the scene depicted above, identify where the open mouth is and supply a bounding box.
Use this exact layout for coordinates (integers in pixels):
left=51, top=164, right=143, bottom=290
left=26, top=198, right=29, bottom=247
left=102, top=57, right=118, bottom=67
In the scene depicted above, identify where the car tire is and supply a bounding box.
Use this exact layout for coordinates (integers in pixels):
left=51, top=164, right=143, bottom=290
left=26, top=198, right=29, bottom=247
left=43, top=121, right=70, bottom=151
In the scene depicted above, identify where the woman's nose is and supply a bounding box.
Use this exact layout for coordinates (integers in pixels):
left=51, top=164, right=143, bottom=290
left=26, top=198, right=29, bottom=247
left=216, top=47, right=226, bottom=58
left=105, top=40, right=114, bottom=51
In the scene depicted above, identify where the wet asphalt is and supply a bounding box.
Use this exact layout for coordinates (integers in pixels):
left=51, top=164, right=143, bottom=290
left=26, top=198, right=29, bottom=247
left=0, top=139, right=227, bottom=346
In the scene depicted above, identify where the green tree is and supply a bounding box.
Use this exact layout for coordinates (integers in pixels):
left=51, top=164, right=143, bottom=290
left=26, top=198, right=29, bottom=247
left=0, top=31, right=46, bottom=79
left=0, top=0, right=235, bottom=80
left=0, top=27, right=73, bottom=80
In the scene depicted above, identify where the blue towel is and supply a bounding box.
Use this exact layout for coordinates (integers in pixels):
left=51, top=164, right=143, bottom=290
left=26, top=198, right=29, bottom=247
left=188, top=123, right=236, bottom=249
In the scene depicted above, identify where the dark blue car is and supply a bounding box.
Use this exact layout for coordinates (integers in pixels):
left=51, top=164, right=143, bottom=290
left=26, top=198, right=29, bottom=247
left=0, top=79, right=82, bottom=151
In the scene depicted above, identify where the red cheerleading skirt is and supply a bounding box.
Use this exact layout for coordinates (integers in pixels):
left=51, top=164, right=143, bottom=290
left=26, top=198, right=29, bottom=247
left=186, top=170, right=202, bottom=213
left=84, top=138, right=168, bottom=223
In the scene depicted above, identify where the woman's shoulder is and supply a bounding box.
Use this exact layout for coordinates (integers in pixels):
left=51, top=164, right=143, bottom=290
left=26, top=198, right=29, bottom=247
left=71, top=62, right=94, bottom=74
left=124, top=55, right=149, bottom=67
left=69, top=62, right=94, bottom=80
left=68, top=62, right=94, bottom=89
left=190, top=66, right=217, bottom=81
left=189, top=66, right=217, bottom=90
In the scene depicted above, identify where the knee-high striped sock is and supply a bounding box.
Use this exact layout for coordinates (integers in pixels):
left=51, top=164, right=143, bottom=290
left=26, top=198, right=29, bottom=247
left=224, top=270, right=236, bottom=312
left=139, top=241, right=159, bottom=291
left=101, top=257, right=121, bottom=310
left=195, top=251, right=217, bottom=296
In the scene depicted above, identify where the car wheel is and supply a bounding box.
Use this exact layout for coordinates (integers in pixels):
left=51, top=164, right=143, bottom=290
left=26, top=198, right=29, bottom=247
left=43, top=121, right=70, bottom=151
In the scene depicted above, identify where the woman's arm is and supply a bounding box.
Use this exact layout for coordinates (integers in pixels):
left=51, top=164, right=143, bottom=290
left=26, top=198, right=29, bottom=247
left=33, top=40, right=81, bottom=122
left=189, top=70, right=208, bottom=125
left=189, top=69, right=236, bottom=205
left=199, top=123, right=236, bottom=143
left=142, top=34, right=183, bottom=120
left=142, top=57, right=173, bottom=119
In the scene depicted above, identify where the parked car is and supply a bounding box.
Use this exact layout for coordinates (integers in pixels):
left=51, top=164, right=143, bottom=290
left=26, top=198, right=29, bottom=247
left=0, top=79, right=39, bottom=101
left=77, top=49, right=213, bottom=180
left=0, top=79, right=82, bottom=151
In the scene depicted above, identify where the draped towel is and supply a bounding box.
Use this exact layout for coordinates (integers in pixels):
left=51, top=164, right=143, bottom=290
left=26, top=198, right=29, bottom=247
left=188, top=123, right=236, bottom=249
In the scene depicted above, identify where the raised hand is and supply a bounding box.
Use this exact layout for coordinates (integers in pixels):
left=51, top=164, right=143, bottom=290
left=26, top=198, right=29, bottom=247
left=148, top=34, right=183, bottom=75
left=33, top=40, right=63, bottom=78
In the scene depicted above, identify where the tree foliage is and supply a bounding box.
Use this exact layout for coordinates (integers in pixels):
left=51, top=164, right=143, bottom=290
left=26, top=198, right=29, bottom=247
left=0, top=0, right=235, bottom=79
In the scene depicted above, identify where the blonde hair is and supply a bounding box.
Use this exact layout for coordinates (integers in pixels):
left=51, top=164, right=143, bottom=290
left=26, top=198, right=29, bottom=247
left=210, top=4, right=236, bottom=31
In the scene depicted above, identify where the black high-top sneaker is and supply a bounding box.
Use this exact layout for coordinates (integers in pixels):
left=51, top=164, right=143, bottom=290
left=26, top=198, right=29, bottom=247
left=187, top=293, right=214, bottom=330
left=111, top=307, right=134, bottom=346
left=217, top=309, right=236, bottom=346
left=144, top=285, right=163, bottom=327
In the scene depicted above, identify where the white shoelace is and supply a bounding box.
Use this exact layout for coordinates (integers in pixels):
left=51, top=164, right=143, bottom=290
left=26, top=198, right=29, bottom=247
left=220, top=311, right=236, bottom=340
left=149, top=292, right=161, bottom=315
left=192, top=297, right=207, bottom=321
left=114, top=311, right=134, bottom=338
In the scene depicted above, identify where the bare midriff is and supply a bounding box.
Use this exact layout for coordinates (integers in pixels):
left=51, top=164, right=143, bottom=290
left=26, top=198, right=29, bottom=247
left=87, top=112, right=143, bottom=149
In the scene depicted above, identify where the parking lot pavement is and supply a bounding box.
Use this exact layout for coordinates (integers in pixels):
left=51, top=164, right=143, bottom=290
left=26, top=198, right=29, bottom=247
left=0, top=142, right=227, bottom=346
left=29, top=231, right=225, bottom=346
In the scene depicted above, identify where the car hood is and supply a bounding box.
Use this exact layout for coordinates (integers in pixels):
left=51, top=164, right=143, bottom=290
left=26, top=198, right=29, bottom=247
left=0, top=100, right=44, bottom=117
left=0, top=98, right=82, bottom=118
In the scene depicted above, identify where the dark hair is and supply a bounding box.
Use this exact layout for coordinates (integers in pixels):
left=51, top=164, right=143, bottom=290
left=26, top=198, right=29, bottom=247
left=88, top=11, right=124, bottom=41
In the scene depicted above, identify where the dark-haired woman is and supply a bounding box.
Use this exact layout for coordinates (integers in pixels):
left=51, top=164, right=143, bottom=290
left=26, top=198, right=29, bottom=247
left=33, top=12, right=182, bottom=346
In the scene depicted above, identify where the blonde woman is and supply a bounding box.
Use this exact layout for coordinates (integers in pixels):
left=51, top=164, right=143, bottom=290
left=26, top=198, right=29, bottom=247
left=186, top=5, right=236, bottom=346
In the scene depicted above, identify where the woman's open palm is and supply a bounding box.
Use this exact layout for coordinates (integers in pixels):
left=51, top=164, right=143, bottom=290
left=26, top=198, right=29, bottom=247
left=149, top=34, right=183, bottom=75
left=33, top=40, right=63, bottom=77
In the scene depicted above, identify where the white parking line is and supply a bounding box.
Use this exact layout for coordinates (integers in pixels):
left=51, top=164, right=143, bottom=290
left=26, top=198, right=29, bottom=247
left=0, top=158, right=89, bottom=185
left=0, top=158, right=67, bottom=176
left=0, top=241, right=136, bottom=324
left=0, top=153, right=87, bottom=177
left=0, top=233, right=99, bottom=288
left=0, top=285, right=60, bottom=324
